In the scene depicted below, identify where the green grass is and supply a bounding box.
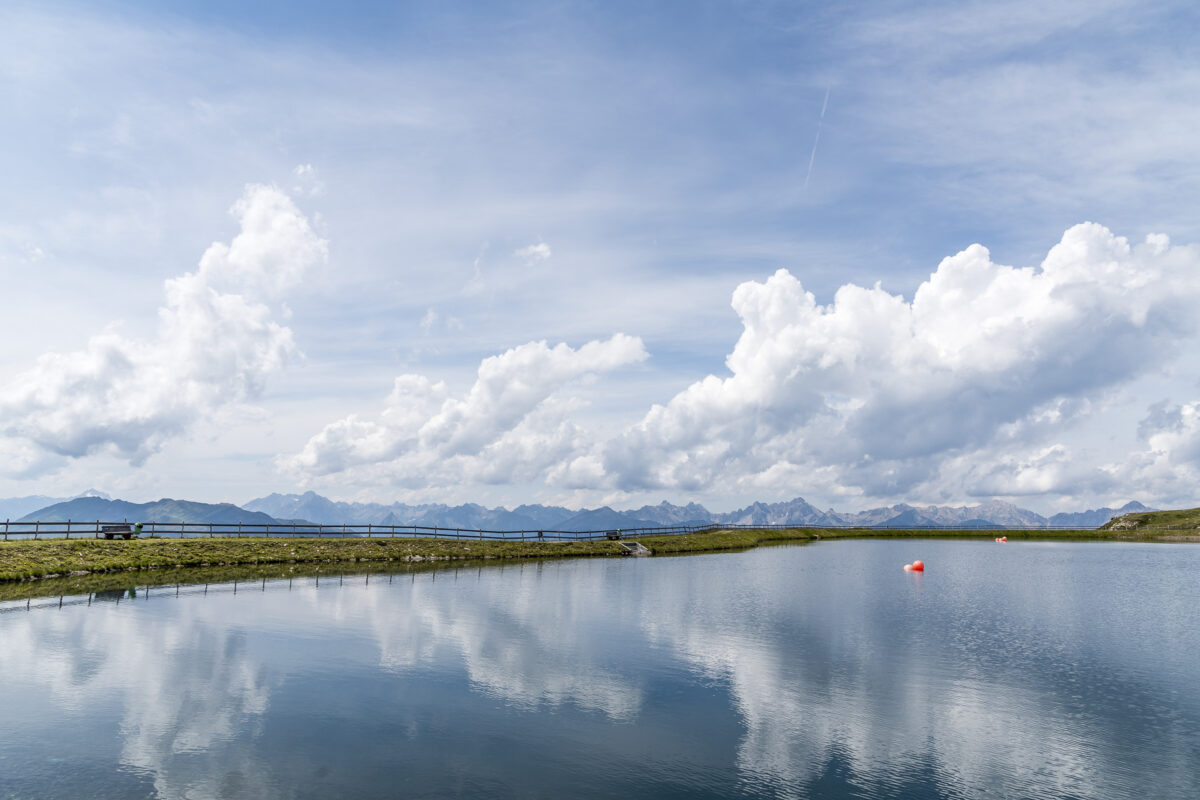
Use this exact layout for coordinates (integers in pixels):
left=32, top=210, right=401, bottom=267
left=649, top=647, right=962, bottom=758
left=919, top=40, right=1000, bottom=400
left=637, top=525, right=1194, bottom=553
left=0, top=536, right=624, bottom=583
left=1101, top=506, right=1200, bottom=531
left=2, top=524, right=1195, bottom=591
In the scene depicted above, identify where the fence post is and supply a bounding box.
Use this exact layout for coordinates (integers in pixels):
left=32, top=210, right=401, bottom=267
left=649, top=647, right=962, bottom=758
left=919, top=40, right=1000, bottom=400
left=66, top=519, right=71, bottom=540
left=34, top=520, right=39, bottom=540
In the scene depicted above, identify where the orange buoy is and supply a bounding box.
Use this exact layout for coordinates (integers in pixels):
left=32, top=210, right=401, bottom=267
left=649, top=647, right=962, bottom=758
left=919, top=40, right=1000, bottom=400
left=903, top=563, right=914, bottom=571
left=911, top=560, right=925, bottom=571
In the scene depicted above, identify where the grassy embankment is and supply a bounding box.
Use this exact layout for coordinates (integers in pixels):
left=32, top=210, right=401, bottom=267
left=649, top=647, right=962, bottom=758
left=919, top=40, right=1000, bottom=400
left=0, top=536, right=623, bottom=583
left=4, top=512, right=1198, bottom=591
left=0, top=528, right=918, bottom=584
left=1101, top=506, right=1200, bottom=532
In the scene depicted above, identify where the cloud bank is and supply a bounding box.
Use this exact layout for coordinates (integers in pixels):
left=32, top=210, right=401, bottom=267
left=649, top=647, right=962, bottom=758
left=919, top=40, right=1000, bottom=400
left=288, top=222, right=1200, bottom=507
left=281, top=334, right=648, bottom=486
left=599, top=224, right=1200, bottom=498
left=0, top=185, right=326, bottom=475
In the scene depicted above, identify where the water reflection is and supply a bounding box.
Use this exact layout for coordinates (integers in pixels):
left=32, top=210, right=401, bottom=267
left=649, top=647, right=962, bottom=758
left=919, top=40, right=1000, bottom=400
left=1, top=541, right=1198, bottom=799
left=362, top=564, right=642, bottom=718
left=1, top=583, right=278, bottom=797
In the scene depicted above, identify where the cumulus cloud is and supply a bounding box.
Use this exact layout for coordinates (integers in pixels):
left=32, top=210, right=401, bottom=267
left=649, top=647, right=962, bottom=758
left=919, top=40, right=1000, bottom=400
left=282, top=334, right=648, bottom=484
left=0, top=185, right=326, bottom=472
left=286, top=222, right=1200, bottom=506
left=1109, top=400, right=1200, bottom=501
left=595, top=223, right=1200, bottom=499
left=195, top=185, right=324, bottom=297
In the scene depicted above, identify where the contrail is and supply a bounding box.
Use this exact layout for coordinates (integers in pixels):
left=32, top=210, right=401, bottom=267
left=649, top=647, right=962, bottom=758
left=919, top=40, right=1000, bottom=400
left=803, top=87, right=830, bottom=190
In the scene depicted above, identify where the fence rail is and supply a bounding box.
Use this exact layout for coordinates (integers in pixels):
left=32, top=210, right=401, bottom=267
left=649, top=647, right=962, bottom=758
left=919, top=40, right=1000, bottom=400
left=0, top=519, right=718, bottom=541
left=0, top=519, right=1154, bottom=542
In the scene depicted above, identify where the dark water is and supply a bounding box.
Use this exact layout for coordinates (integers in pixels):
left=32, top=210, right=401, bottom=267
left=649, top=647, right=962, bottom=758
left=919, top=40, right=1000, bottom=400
left=1, top=540, right=1198, bottom=799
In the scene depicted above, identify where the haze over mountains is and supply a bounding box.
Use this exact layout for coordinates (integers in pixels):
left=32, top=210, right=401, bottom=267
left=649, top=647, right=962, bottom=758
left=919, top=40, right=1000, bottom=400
left=0, top=490, right=110, bottom=522
left=14, top=497, right=276, bottom=526
left=245, top=492, right=1151, bottom=530
left=8, top=491, right=1150, bottom=530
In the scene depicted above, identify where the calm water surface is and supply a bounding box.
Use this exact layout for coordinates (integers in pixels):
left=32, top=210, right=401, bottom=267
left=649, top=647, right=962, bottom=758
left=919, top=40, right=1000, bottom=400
left=1, top=540, right=1198, bottom=799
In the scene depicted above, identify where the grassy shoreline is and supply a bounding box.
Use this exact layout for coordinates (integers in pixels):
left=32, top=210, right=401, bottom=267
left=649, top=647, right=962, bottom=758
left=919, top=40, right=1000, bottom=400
left=3, top=526, right=1198, bottom=591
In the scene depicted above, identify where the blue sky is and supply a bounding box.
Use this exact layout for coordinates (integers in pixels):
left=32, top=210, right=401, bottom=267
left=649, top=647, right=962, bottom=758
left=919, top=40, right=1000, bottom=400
left=2, top=0, right=1200, bottom=512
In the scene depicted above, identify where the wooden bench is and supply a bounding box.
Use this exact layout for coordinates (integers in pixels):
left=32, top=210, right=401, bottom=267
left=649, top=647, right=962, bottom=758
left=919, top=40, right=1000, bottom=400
left=99, top=524, right=136, bottom=540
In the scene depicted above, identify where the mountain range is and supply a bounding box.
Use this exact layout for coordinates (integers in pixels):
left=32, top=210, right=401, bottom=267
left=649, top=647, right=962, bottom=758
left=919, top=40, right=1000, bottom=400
left=8, top=490, right=1152, bottom=530
left=243, top=491, right=1150, bottom=530
left=16, top=497, right=276, bottom=526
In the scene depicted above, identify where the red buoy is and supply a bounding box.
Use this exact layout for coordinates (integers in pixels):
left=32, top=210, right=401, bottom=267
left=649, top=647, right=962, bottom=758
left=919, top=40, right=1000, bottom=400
left=911, top=560, right=925, bottom=572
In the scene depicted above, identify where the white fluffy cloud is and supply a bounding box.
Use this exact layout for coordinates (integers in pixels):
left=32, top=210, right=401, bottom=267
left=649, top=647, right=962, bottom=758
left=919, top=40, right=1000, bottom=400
left=282, top=334, right=648, bottom=485
left=600, top=224, right=1200, bottom=498
left=0, top=185, right=326, bottom=473
left=286, top=222, right=1200, bottom=508
left=1107, top=401, right=1200, bottom=502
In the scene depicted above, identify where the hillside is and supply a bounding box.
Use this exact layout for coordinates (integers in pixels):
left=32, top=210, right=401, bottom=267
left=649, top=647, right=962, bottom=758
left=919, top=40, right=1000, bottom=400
left=18, top=497, right=279, bottom=526
left=1102, top=506, right=1200, bottom=531
left=554, top=507, right=660, bottom=532
left=1050, top=501, right=1151, bottom=528
left=1, top=490, right=109, bottom=521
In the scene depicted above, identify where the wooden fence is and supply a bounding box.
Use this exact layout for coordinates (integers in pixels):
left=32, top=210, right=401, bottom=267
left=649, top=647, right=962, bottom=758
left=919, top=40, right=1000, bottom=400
left=0, top=519, right=1139, bottom=541
left=0, top=519, right=718, bottom=541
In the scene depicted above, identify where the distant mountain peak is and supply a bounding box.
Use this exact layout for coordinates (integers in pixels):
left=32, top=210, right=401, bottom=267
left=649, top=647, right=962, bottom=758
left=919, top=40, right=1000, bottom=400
left=55, top=489, right=1152, bottom=531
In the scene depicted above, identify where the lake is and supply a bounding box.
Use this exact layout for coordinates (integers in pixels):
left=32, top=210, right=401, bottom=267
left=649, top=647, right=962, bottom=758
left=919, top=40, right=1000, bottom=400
left=1, top=539, right=1198, bottom=799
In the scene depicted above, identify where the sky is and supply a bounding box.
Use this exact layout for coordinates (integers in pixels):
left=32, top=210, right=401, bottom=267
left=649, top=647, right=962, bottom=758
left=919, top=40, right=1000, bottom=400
left=2, top=0, right=1200, bottom=513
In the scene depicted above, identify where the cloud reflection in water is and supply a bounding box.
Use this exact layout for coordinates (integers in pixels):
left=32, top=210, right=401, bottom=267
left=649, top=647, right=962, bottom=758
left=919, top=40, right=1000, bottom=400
left=1, top=541, right=1198, bottom=799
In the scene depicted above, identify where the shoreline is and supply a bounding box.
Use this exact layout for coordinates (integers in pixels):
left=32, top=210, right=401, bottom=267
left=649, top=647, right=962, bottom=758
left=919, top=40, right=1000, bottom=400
left=2, top=528, right=1197, bottom=597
